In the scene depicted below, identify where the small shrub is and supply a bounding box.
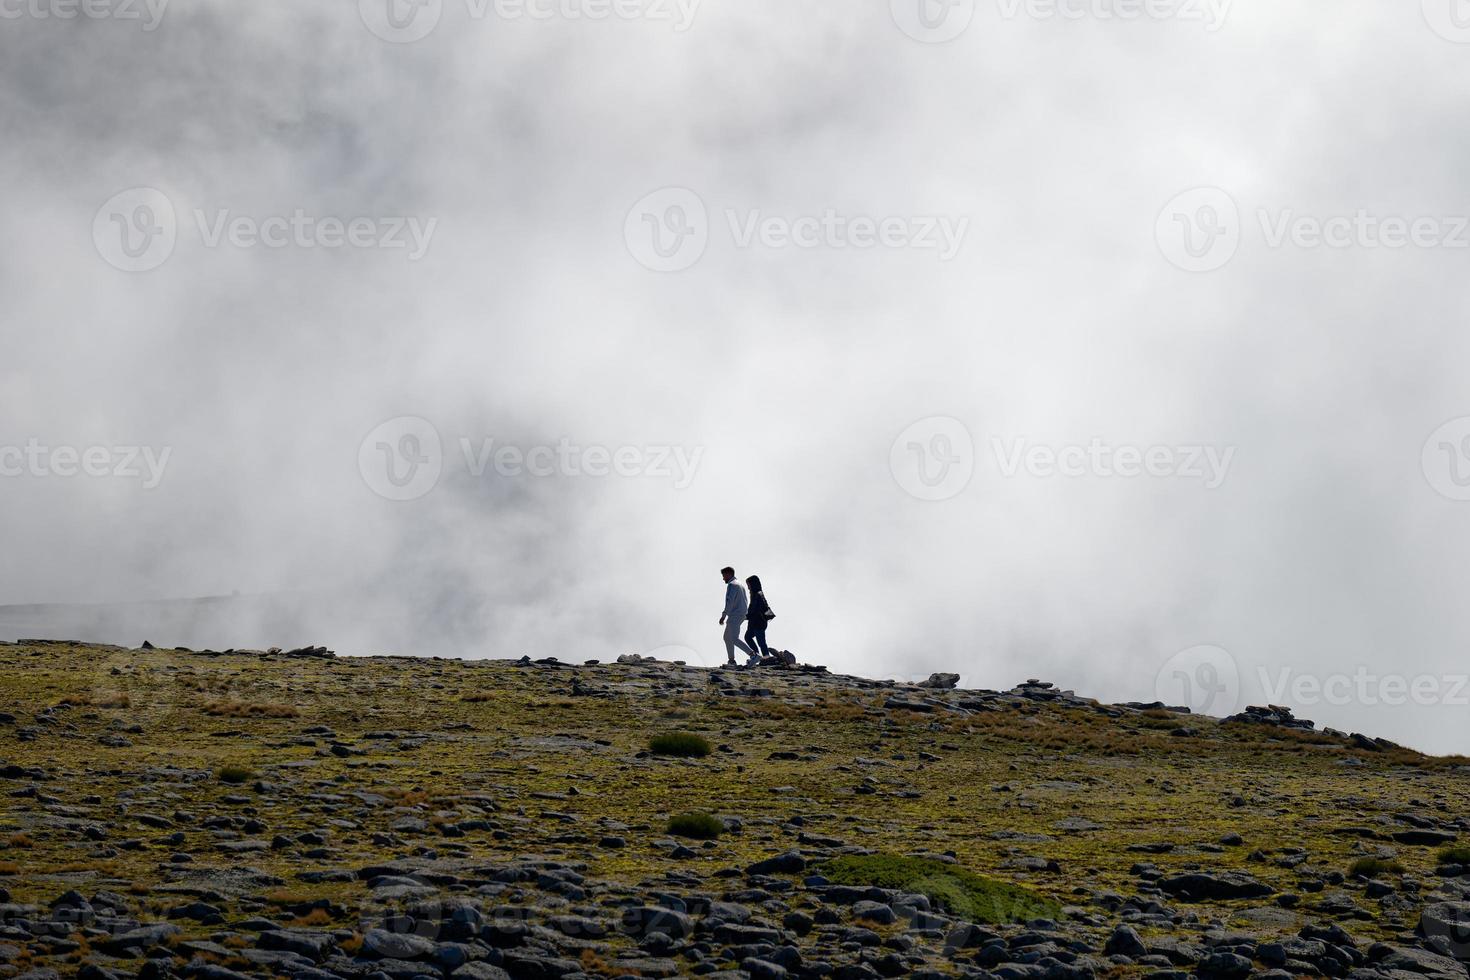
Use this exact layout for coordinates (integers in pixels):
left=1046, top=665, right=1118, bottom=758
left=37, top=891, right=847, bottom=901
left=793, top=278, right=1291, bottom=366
left=817, top=854, right=1059, bottom=925
left=667, top=812, right=723, bottom=840
left=0, top=861, right=19, bottom=875
left=5, top=833, right=35, bottom=849
left=1437, top=846, right=1470, bottom=866
left=649, top=732, right=712, bottom=758
left=1348, top=857, right=1403, bottom=878
left=216, top=764, right=254, bottom=785
left=383, top=787, right=432, bottom=806
left=579, top=948, right=614, bottom=976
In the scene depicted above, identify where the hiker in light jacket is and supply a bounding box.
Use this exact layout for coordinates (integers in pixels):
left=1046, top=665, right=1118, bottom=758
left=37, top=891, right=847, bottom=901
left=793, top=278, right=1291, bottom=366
left=718, top=566, right=754, bottom=666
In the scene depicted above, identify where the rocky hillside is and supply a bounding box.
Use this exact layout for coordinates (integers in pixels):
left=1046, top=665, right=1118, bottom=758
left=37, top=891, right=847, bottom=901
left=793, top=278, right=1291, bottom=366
left=1, top=640, right=1469, bottom=980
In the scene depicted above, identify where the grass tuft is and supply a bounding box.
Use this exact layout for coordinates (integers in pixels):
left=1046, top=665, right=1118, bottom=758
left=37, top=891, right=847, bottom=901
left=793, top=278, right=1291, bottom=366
left=818, top=854, right=1060, bottom=925
left=1348, top=857, right=1403, bottom=878
left=1437, top=845, right=1470, bottom=866
left=216, top=764, right=254, bottom=784
left=649, top=731, right=712, bottom=758
left=667, top=812, right=723, bottom=839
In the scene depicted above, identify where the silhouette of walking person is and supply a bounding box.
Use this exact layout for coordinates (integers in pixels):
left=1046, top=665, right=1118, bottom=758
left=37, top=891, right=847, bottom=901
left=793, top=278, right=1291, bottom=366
left=718, top=566, right=754, bottom=666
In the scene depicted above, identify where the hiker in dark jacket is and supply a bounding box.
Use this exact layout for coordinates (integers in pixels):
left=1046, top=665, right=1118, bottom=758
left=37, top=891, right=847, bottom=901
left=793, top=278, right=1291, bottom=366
left=745, top=574, right=773, bottom=662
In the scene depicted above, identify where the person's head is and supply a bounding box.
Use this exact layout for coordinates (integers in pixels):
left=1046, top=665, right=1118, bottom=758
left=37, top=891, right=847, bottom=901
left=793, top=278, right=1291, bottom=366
left=720, top=566, right=735, bottom=582
left=746, top=574, right=762, bottom=594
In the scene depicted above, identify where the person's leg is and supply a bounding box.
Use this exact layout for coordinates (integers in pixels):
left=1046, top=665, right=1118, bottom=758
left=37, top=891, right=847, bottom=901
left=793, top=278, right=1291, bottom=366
left=749, top=626, right=769, bottom=656
left=743, top=624, right=764, bottom=663
left=724, top=619, right=752, bottom=661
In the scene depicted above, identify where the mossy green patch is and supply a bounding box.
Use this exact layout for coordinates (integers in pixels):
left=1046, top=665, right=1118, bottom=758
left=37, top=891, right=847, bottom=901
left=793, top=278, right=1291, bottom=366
left=817, top=854, right=1060, bottom=925
left=1437, top=846, right=1470, bottom=865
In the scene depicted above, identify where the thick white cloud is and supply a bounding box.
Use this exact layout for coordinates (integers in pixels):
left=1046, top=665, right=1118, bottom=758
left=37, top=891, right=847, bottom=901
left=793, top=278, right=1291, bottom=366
left=3, top=0, right=1469, bottom=753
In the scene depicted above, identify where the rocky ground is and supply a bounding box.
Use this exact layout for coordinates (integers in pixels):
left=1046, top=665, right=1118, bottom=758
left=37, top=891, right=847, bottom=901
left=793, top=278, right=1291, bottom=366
left=1, top=640, right=1469, bottom=980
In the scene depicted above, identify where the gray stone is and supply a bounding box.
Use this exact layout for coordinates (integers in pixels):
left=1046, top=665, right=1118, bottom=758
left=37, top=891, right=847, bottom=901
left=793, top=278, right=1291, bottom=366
left=622, top=906, right=694, bottom=939
left=1157, top=872, right=1273, bottom=902
left=852, top=901, right=897, bottom=925
left=745, top=959, right=790, bottom=980
left=257, top=928, right=335, bottom=961
left=452, top=964, right=513, bottom=980
left=1198, top=952, right=1253, bottom=978
left=96, top=923, right=180, bottom=954
left=364, top=927, right=437, bottom=960
left=747, top=850, right=806, bottom=875
left=1105, top=926, right=1148, bottom=958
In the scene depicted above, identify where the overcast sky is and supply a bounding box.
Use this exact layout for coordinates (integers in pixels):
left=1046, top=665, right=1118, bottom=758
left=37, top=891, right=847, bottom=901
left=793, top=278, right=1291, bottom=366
left=3, top=0, right=1470, bottom=754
